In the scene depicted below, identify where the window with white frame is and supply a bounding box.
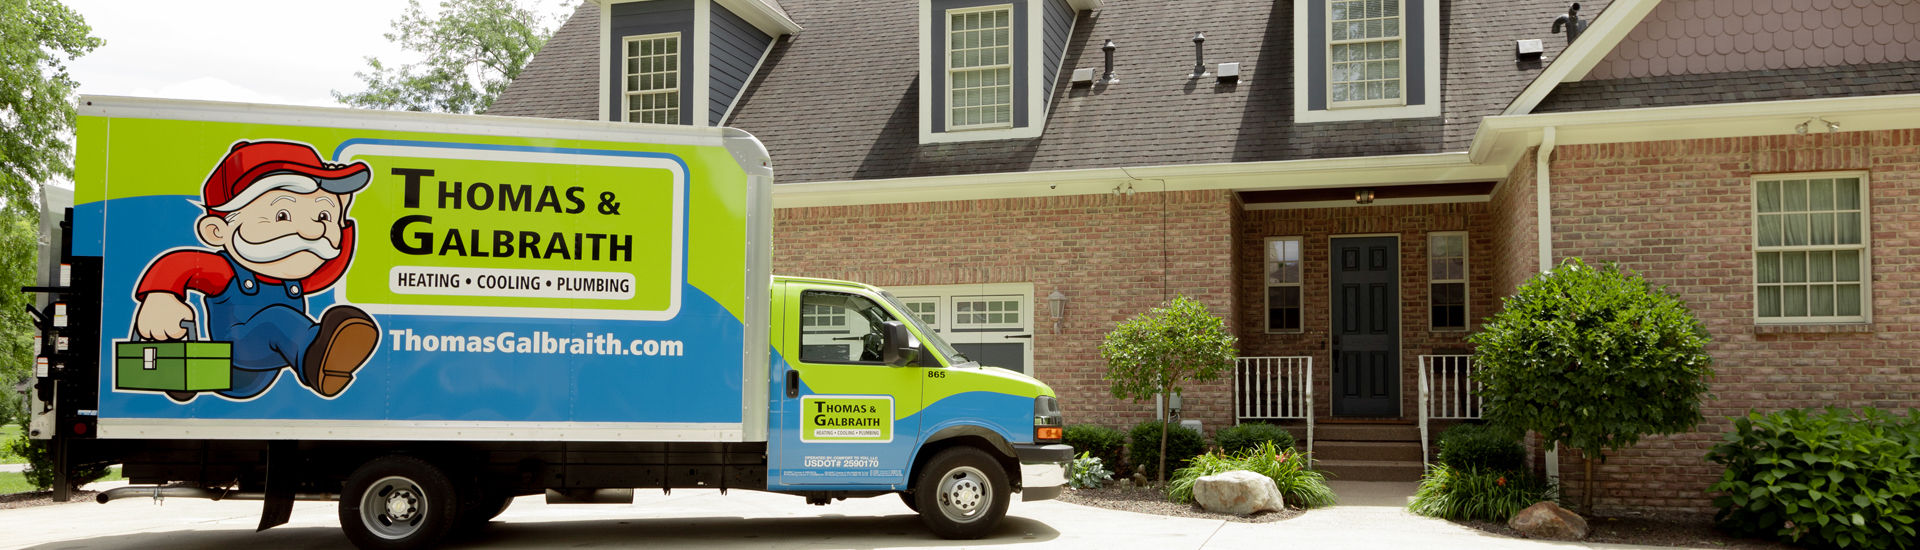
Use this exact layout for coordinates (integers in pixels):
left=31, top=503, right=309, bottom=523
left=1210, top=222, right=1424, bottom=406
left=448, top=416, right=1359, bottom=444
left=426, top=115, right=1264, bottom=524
left=947, top=5, right=1014, bottom=130
left=1328, top=0, right=1403, bottom=107
left=952, top=296, right=1022, bottom=329
left=1265, top=237, right=1303, bottom=332
left=1429, top=232, right=1467, bottom=330
left=1755, top=174, right=1869, bottom=323
left=899, top=297, right=941, bottom=331
left=623, top=33, right=681, bottom=124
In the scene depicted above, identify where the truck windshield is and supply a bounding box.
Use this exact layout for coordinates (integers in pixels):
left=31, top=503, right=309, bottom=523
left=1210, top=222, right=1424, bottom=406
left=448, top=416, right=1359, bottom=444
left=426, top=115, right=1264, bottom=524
left=879, top=290, right=968, bottom=366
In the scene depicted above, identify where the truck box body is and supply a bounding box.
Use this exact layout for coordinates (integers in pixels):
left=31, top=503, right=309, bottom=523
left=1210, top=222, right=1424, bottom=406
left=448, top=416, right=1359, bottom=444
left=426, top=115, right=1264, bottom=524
left=72, top=96, right=772, bottom=442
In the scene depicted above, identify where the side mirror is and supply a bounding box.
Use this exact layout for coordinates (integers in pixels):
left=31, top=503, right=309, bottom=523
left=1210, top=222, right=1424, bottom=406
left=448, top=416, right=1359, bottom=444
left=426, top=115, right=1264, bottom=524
left=881, top=321, right=920, bottom=367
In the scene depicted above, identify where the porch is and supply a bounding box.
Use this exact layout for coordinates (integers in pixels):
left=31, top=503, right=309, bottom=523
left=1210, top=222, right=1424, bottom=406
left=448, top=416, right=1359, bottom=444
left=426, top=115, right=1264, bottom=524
left=1232, top=354, right=1483, bottom=480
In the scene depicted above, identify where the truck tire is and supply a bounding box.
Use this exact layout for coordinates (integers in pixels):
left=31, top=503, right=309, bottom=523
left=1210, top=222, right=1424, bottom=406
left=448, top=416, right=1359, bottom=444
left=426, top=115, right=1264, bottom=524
left=912, top=447, right=1010, bottom=539
left=339, top=456, right=461, bottom=550
left=898, top=491, right=919, bottom=512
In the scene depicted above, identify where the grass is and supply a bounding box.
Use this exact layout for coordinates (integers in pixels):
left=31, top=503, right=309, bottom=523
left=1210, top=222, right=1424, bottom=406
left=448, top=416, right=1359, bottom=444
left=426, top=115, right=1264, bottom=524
left=0, top=467, right=122, bottom=495
left=1, top=424, right=23, bottom=464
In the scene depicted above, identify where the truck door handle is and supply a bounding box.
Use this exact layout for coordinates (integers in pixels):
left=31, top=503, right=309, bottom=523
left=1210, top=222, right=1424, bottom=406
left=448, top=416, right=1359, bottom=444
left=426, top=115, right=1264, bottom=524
left=785, top=369, right=800, bottom=399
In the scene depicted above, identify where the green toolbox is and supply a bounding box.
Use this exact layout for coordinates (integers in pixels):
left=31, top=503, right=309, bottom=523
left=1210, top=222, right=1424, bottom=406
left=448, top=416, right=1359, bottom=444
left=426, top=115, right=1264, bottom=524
left=114, top=340, right=232, bottom=392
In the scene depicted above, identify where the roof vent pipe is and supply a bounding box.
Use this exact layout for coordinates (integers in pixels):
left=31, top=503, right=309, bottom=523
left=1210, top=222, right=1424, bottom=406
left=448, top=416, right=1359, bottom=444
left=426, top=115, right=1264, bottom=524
left=1190, top=33, right=1209, bottom=78
left=1102, top=39, right=1118, bottom=83
left=1551, top=3, right=1586, bottom=43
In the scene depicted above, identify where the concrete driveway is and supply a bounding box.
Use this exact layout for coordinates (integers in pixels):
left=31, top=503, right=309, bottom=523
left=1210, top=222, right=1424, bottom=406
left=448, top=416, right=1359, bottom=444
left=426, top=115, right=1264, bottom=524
left=4, top=481, right=1676, bottom=549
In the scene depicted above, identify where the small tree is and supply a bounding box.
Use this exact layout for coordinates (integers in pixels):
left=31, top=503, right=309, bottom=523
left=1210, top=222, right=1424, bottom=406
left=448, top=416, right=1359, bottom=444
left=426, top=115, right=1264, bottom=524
left=1470, top=258, right=1713, bottom=513
left=333, top=0, right=557, bottom=113
left=1100, top=295, right=1237, bottom=483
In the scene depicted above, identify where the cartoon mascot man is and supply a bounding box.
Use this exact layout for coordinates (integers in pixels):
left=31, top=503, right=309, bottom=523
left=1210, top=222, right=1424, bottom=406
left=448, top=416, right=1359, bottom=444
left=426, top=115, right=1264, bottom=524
left=134, top=140, right=380, bottom=400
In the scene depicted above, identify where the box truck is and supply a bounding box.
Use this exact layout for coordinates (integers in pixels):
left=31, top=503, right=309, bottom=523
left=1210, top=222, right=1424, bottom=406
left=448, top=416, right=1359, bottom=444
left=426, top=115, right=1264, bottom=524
left=22, top=96, right=1071, bottom=548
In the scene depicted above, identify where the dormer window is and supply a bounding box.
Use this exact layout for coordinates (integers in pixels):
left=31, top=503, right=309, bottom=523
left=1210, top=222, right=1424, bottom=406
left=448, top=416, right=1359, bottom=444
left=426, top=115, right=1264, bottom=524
left=1294, top=0, right=1438, bottom=123
left=624, top=33, right=682, bottom=124
left=947, top=6, right=1015, bottom=130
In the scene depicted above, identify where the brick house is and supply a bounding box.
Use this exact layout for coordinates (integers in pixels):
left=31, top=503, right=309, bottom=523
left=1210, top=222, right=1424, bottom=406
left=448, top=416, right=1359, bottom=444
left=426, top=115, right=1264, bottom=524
left=491, top=0, right=1920, bottom=513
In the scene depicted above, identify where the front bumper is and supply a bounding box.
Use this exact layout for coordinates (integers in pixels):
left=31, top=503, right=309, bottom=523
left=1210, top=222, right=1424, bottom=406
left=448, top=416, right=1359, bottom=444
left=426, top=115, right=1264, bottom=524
left=1013, top=443, right=1074, bottom=501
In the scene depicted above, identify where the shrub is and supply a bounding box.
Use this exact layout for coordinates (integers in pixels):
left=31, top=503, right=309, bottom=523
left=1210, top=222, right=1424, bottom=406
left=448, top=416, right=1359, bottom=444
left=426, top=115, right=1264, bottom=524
left=1168, top=441, right=1337, bottom=509
left=1067, top=451, right=1113, bottom=490
left=1064, top=424, right=1127, bottom=474
left=1128, top=421, right=1207, bottom=479
left=1215, top=423, right=1295, bottom=456
left=1707, top=408, right=1920, bottom=550
left=1435, top=423, right=1525, bottom=471
left=6, top=433, right=109, bottom=493
left=1470, top=258, right=1713, bottom=511
left=1409, top=463, right=1558, bottom=522
left=1101, top=295, right=1237, bottom=482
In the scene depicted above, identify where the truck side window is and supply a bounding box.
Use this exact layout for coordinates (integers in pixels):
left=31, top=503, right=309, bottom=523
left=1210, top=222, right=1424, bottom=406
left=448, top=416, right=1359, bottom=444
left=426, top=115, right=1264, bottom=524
left=798, top=290, right=896, bottom=365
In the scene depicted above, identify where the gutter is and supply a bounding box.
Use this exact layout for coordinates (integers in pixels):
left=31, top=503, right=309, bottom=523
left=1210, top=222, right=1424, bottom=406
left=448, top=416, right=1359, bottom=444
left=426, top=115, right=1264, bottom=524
left=1536, top=126, right=1561, bottom=486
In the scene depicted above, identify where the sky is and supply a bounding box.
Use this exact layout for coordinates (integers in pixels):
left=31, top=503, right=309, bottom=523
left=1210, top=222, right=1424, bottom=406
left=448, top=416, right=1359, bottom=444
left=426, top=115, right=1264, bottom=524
left=64, top=0, right=571, bottom=108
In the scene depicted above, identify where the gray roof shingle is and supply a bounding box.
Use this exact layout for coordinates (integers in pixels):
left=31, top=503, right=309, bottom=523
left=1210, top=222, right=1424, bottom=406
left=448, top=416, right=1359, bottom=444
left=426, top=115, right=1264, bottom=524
left=1535, top=61, right=1920, bottom=113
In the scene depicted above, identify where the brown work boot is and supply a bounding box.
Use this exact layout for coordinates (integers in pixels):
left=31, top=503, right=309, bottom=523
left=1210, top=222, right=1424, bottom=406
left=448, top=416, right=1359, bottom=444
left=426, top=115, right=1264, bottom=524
left=303, top=306, right=379, bottom=397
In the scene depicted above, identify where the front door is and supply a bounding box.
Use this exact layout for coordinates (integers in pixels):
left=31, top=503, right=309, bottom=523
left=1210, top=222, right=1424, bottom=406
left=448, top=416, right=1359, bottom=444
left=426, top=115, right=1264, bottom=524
left=1330, top=236, right=1399, bottom=417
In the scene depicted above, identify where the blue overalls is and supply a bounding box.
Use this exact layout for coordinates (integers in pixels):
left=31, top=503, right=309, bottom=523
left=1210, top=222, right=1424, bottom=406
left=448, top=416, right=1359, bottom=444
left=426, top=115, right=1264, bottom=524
left=204, top=251, right=321, bottom=399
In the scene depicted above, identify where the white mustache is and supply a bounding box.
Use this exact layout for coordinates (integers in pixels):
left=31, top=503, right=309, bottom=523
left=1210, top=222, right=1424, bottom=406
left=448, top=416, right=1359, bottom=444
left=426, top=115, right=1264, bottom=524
left=233, top=232, right=340, bottom=263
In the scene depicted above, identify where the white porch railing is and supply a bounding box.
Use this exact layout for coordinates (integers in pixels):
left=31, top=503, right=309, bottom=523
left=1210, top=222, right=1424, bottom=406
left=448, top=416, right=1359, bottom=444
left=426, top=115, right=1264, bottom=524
left=1233, top=356, right=1314, bottom=456
left=1417, top=354, right=1482, bottom=468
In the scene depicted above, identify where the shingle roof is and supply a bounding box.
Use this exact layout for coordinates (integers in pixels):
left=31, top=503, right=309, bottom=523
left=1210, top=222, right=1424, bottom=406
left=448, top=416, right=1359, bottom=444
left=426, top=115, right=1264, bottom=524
left=494, top=0, right=1613, bottom=184
left=1534, top=60, right=1920, bottom=112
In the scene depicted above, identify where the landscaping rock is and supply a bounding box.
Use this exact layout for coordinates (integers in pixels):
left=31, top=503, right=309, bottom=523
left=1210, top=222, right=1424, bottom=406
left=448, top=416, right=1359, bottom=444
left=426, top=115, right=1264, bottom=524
left=1192, top=470, right=1284, bottom=516
left=1508, top=501, right=1589, bottom=540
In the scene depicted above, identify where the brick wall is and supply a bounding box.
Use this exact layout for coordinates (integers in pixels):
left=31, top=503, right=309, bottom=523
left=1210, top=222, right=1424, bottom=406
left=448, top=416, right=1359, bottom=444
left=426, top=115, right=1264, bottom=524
left=1490, top=147, right=1542, bottom=297
left=1545, top=129, right=1920, bottom=514
left=772, top=190, right=1239, bottom=433
left=1234, top=203, right=1503, bottom=419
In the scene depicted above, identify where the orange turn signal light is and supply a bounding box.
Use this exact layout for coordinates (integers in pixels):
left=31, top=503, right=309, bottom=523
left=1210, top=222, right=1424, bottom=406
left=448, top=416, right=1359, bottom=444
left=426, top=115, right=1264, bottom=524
left=1036, top=426, right=1063, bottom=441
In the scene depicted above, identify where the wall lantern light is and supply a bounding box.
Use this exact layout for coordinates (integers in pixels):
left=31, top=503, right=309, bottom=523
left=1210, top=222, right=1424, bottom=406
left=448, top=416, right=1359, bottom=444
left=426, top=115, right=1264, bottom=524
left=1354, top=188, right=1376, bottom=204
left=1047, top=290, right=1068, bottom=334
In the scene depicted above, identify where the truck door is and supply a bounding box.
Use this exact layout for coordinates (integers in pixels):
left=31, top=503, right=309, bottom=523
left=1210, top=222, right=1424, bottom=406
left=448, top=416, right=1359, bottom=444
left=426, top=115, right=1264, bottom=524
left=769, top=285, right=925, bottom=488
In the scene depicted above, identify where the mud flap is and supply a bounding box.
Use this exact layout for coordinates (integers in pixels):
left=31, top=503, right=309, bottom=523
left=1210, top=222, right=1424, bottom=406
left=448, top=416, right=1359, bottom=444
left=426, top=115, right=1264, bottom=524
left=257, top=441, right=295, bottom=531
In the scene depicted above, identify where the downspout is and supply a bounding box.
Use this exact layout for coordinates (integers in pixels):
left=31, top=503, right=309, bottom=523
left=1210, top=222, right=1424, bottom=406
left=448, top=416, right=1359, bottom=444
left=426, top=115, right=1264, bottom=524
left=1536, top=126, right=1560, bottom=486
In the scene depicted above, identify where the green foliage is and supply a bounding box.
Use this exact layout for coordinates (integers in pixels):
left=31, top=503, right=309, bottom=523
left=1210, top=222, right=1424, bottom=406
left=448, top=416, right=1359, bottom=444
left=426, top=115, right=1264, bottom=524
left=1128, top=421, right=1207, bottom=479
left=0, top=424, right=21, bottom=464
left=1436, top=423, right=1526, bottom=471
left=1167, top=441, right=1337, bottom=509
left=1067, top=451, right=1113, bottom=490
left=1064, top=424, right=1127, bottom=474
left=1215, top=423, right=1296, bottom=456
left=1470, top=258, right=1713, bottom=508
left=1, top=0, right=100, bottom=427
left=1706, top=408, right=1920, bottom=550
left=333, top=0, right=558, bottom=113
left=1409, top=463, right=1559, bottom=522
left=5, top=432, right=108, bottom=493
left=1101, top=295, right=1237, bottom=481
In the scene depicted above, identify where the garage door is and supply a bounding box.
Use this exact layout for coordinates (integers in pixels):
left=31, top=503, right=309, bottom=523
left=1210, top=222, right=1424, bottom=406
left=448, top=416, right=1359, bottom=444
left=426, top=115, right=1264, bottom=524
left=889, top=283, right=1034, bottom=374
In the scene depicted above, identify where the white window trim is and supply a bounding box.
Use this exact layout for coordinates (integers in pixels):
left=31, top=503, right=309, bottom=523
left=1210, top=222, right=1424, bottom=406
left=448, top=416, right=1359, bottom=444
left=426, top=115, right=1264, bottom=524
left=1752, top=171, right=1873, bottom=325
left=887, top=282, right=1037, bottom=374
left=917, top=0, right=1048, bottom=144
left=1428, top=231, right=1468, bottom=331
left=1292, top=0, right=1440, bottom=123
left=1325, top=0, right=1407, bottom=109
left=622, top=32, right=684, bottom=125
left=1265, top=236, right=1305, bottom=334
left=945, top=4, right=1017, bottom=132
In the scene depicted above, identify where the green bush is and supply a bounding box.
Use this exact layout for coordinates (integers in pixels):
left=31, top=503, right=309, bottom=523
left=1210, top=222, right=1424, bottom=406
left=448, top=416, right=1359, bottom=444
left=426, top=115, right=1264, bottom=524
left=1168, top=441, right=1336, bottom=509
left=1436, top=423, right=1525, bottom=471
left=1128, top=421, right=1207, bottom=479
left=5, top=433, right=109, bottom=493
left=1409, top=463, right=1558, bottom=521
left=1067, top=451, right=1113, bottom=489
left=1214, top=423, right=1295, bottom=456
left=1707, top=408, right=1920, bottom=550
left=1064, top=424, right=1127, bottom=474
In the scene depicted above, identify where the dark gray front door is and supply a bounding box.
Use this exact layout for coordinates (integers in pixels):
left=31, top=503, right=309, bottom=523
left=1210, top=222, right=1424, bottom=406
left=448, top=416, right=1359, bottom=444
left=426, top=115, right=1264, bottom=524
left=1331, top=236, right=1399, bottom=417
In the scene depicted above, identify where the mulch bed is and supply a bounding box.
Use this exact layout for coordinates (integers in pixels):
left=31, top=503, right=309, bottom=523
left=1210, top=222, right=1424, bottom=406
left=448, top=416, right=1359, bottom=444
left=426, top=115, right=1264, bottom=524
left=0, top=490, right=100, bottom=510
left=1457, top=513, right=1799, bottom=549
left=1056, top=483, right=1305, bottom=523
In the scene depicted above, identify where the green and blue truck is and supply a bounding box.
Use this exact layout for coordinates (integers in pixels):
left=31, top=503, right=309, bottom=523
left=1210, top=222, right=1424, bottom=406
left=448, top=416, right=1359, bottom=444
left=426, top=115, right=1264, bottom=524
left=24, top=96, right=1071, bottom=548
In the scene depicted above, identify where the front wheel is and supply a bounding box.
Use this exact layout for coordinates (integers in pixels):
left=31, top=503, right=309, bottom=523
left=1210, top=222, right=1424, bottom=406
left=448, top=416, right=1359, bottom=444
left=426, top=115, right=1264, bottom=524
left=339, top=455, right=461, bottom=550
left=912, top=447, right=1010, bottom=539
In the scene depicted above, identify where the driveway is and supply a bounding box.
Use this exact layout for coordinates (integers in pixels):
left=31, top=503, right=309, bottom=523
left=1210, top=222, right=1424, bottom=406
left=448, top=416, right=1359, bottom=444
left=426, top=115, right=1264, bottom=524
left=4, top=480, right=1676, bottom=549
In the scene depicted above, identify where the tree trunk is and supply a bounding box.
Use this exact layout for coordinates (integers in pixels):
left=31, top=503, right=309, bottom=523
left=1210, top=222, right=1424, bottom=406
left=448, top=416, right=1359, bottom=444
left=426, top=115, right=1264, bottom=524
left=1157, top=389, right=1170, bottom=484
left=1583, top=453, right=1595, bottom=514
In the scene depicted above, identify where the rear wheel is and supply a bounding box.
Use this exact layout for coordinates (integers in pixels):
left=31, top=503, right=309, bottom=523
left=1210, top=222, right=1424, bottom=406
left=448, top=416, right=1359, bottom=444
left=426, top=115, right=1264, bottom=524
left=912, top=447, right=1010, bottom=539
left=339, top=455, right=460, bottom=550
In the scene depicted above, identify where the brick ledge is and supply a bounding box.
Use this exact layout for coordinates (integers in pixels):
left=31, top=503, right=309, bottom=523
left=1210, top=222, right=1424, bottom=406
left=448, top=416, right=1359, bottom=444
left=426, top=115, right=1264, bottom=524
left=1751, top=323, right=1873, bottom=335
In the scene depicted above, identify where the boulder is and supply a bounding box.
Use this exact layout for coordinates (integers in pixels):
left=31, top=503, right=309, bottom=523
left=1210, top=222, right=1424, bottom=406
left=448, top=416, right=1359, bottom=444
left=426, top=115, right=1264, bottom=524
left=1192, top=470, right=1284, bottom=516
left=1508, top=501, right=1589, bottom=540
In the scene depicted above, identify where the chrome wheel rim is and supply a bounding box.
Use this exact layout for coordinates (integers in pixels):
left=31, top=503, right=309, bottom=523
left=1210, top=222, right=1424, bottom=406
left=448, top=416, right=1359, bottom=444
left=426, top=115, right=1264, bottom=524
left=935, top=466, right=990, bottom=523
left=361, top=476, right=428, bottom=540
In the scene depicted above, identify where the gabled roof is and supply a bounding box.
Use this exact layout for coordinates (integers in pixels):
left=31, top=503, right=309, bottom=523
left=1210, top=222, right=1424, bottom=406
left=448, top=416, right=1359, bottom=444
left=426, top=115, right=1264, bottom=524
left=493, top=0, right=1611, bottom=185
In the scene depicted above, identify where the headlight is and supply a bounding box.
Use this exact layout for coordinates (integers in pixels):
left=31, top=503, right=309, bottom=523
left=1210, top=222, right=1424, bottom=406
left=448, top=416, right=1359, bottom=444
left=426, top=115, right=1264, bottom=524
left=1033, top=395, right=1063, bottom=443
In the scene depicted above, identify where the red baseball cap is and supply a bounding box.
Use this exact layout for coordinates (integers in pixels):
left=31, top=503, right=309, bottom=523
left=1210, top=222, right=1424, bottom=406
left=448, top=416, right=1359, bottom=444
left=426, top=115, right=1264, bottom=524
left=201, top=141, right=370, bottom=213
